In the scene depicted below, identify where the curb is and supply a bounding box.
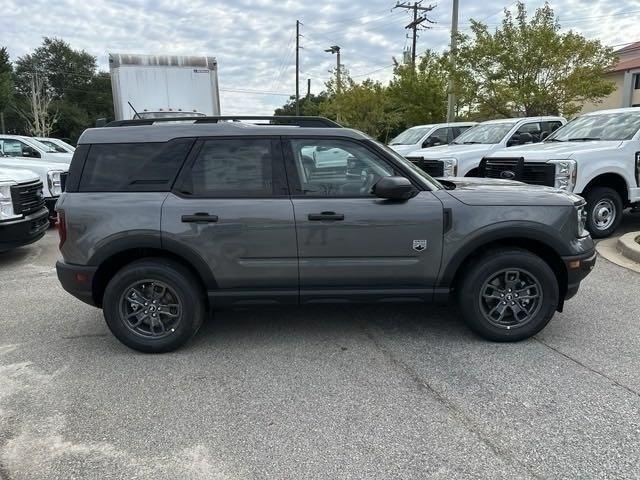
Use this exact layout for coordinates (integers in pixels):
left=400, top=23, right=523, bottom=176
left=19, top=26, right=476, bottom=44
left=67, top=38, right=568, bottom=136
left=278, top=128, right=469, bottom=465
left=617, top=232, right=640, bottom=264
left=596, top=233, right=640, bottom=274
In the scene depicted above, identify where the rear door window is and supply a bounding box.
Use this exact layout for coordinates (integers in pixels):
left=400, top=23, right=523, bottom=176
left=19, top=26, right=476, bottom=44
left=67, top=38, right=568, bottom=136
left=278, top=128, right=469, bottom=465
left=79, top=139, right=194, bottom=192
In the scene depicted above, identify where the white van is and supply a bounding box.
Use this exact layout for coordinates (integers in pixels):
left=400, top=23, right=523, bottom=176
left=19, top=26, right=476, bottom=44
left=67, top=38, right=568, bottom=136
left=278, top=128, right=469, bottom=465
left=0, top=135, right=72, bottom=163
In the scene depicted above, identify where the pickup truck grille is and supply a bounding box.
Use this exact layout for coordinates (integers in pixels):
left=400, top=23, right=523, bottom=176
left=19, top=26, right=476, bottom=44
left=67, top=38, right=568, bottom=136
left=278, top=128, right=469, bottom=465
left=11, top=180, right=45, bottom=215
left=480, top=158, right=555, bottom=186
left=405, top=157, right=444, bottom=177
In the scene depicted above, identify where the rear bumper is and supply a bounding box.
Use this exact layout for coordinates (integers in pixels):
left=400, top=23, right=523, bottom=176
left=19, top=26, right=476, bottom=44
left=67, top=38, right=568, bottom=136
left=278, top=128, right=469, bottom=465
left=56, top=260, right=98, bottom=306
left=0, top=207, right=49, bottom=251
left=563, top=249, right=597, bottom=300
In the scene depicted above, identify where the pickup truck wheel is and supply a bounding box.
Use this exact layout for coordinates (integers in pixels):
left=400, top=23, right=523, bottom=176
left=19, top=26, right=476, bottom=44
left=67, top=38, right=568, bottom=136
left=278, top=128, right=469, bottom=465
left=585, top=187, right=623, bottom=238
left=458, top=249, right=558, bottom=341
left=103, top=258, right=205, bottom=353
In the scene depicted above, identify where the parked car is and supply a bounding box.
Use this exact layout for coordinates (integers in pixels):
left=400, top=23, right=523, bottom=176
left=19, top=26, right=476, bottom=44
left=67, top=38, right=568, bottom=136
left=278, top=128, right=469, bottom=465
left=55, top=116, right=595, bottom=353
left=0, top=134, right=73, bottom=163
left=0, top=166, right=49, bottom=252
left=388, top=122, right=477, bottom=156
left=405, top=117, right=566, bottom=178
left=480, top=107, right=640, bottom=238
left=0, top=137, right=69, bottom=222
left=35, top=137, right=76, bottom=154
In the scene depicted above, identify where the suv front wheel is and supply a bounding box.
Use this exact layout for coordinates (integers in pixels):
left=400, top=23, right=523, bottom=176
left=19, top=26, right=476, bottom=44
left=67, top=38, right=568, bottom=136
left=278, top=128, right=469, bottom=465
left=103, top=258, right=206, bottom=353
left=458, top=249, right=559, bottom=341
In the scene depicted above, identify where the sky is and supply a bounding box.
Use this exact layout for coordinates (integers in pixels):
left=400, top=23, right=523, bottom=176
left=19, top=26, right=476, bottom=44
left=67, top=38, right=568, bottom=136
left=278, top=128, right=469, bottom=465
left=2, top=0, right=640, bottom=115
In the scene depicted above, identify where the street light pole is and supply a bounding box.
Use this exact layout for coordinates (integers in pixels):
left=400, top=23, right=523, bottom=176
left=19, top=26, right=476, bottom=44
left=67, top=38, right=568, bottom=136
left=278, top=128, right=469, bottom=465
left=325, top=45, right=341, bottom=94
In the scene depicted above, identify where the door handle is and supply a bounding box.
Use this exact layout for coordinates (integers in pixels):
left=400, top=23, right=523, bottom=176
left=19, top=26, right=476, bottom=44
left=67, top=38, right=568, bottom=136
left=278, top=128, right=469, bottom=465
left=308, top=211, right=345, bottom=221
left=181, top=213, right=219, bottom=223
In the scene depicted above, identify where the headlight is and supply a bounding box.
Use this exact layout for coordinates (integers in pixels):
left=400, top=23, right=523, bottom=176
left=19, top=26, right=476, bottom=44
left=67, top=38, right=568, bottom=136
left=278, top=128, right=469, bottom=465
left=47, top=170, right=63, bottom=196
left=441, top=158, right=458, bottom=177
left=548, top=159, right=577, bottom=191
left=0, top=181, right=20, bottom=221
left=576, top=204, right=589, bottom=237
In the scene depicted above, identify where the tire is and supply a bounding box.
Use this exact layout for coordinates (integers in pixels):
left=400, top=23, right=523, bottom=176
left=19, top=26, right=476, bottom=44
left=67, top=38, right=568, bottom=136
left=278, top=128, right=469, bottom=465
left=103, top=258, right=206, bottom=353
left=584, top=187, right=623, bottom=239
left=457, top=249, right=559, bottom=342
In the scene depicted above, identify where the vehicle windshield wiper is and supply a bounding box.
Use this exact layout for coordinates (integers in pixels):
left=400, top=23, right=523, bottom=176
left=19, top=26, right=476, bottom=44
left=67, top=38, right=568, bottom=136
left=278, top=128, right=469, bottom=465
left=545, top=138, right=565, bottom=142
left=462, top=141, right=481, bottom=144
left=567, top=137, right=600, bottom=142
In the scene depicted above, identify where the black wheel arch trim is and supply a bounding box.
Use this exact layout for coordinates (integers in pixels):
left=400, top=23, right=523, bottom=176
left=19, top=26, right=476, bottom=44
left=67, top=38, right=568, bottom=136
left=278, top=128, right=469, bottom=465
left=437, top=221, right=571, bottom=288
left=87, top=231, right=217, bottom=291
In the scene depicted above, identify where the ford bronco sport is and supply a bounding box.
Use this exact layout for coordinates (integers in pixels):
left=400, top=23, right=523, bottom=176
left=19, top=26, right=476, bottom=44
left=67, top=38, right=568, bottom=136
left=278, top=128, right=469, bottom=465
left=55, top=116, right=596, bottom=353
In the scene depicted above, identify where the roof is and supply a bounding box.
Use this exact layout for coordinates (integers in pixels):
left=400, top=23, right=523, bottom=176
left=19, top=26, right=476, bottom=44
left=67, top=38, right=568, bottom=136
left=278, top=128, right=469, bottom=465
left=482, top=116, right=565, bottom=124
left=108, top=53, right=217, bottom=70
left=78, top=123, right=368, bottom=145
left=610, top=42, right=640, bottom=72
left=582, top=106, right=640, bottom=116
left=615, top=41, right=640, bottom=55
left=611, top=57, right=640, bottom=72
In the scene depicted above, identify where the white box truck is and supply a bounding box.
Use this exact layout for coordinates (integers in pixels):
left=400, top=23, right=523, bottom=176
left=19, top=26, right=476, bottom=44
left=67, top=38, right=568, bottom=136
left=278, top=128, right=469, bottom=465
left=109, top=53, right=221, bottom=121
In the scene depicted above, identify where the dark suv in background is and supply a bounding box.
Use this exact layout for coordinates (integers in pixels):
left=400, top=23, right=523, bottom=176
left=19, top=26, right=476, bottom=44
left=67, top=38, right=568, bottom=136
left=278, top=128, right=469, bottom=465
left=56, top=116, right=595, bottom=353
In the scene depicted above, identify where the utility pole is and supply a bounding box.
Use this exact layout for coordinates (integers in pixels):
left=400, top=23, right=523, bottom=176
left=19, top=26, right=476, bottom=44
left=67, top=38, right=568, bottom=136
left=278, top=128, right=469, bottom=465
left=295, top=20, right=300, bottom=115
left=446, top=0, right=459, bottom=122
left=394, top=2, right=435, bottom=66
left=306, top=78, right=311, bottom=100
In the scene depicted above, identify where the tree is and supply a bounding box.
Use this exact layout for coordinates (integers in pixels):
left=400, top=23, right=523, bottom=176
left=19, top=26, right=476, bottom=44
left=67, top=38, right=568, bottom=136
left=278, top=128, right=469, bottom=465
left=386, top=51, right=449, bottom=135
left=15, top=73, right=59, bottom=136
left=450, top=2, right=617, bottom=117
left=319, top=76, right=400, bottom=141
left=0, top=47, right=13, bottom=133
left=275, top=92, right=329, bottom=116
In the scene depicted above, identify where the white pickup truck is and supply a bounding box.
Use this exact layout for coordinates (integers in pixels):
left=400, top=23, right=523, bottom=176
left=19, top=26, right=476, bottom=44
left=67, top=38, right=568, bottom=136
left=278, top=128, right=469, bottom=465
left=0, top=135, right=70, bottom=222
left=388, top=122, right=477, bottom=156
left=405, top=116, right=566, bottom=178
left=480, top=107, right=640, bottom=238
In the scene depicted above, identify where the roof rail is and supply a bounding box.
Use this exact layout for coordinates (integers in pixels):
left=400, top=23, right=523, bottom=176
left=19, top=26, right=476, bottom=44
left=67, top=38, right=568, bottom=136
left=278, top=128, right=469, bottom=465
left=104, top=116, right=342, bottom=128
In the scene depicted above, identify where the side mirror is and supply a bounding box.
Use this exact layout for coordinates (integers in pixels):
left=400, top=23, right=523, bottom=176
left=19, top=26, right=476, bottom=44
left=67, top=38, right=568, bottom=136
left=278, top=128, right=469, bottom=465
left=423, top=137, right=444, bottom=148
left=372, top=176, right=418, bottom=200
left=23, top=147, right=41, bottom=158
left=540, top=131, right=550, bottom=141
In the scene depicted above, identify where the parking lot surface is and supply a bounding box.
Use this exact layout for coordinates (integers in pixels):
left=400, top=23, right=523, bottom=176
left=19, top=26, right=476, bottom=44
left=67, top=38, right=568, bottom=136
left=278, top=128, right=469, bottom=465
left=1, top=215, right=640, bottom=479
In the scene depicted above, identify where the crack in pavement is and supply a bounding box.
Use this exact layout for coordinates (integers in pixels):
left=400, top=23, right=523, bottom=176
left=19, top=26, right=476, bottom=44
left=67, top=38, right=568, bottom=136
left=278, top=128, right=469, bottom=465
left=358, top=320, right=542, bottom=480
left=533, top=336, right=640, bottom=399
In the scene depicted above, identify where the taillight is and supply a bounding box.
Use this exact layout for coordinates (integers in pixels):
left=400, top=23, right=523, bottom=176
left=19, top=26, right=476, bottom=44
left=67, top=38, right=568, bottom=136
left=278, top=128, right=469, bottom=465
left=57, top=210, right=67, bottom=249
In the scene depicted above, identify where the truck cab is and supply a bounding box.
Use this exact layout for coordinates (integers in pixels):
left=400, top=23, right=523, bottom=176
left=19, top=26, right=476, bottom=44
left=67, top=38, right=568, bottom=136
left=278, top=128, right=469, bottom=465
left=405, top=117, right=566, bottom=178
left=388, top=122, right=477, bottom=156
left=481, top=107, right=640, bottom=238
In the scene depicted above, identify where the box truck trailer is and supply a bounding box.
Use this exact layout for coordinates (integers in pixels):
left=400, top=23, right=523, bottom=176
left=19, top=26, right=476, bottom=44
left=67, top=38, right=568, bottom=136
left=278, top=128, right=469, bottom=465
left=109, top=53, right=221, bottom=121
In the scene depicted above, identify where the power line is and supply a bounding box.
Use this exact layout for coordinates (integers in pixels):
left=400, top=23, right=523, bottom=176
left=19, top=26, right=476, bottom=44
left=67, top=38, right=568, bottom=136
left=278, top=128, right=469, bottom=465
left=394, top=1, right=436, bottom=66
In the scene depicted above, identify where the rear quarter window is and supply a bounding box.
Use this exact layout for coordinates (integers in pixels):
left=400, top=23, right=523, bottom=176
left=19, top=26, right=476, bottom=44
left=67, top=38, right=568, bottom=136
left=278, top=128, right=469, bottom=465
left=78, top=139, right=194, bottom=192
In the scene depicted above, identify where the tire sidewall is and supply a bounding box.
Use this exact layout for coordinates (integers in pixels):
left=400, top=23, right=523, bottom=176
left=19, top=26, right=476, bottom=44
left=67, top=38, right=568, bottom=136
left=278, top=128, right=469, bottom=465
left=585, top=187, right=623, bottom=239
left=103, top=259, right=205, bottom=353
left=458, top=250, right=559, bottom=341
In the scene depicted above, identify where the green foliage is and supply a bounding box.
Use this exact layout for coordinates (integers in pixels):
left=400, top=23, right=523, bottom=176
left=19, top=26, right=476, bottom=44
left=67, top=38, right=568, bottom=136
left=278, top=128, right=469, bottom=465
left=450, top=1, right=617, bottom=117
left=7, top=38, right=113, bottom=140
left=275, top=92, right=329, bottom=116
left=386, top=52, right=448, bottom=131
left=319, top=76, right=400, bottom=141
left=0, top=47, right=13, bottom=116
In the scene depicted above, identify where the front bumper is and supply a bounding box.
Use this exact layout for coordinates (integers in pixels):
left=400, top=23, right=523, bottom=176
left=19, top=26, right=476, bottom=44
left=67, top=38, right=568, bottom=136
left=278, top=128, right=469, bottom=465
left=56, top=260, right=98, bottom=307
left=0, top=207, right=49, bottom=251
left=562, top=249, right=597, bottom=300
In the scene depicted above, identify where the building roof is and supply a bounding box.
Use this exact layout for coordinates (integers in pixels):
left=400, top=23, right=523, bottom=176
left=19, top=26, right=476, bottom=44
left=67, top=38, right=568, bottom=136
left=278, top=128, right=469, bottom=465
left=611, top=42, right=640, bottom=72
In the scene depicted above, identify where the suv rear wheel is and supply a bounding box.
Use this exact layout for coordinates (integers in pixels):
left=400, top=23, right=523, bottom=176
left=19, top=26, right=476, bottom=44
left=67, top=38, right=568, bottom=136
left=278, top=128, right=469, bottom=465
left=458, top=249, right=558, bottom=341
left=584, top=187, right=623, bottom=238
left=103, top=258, right=206, bottom=353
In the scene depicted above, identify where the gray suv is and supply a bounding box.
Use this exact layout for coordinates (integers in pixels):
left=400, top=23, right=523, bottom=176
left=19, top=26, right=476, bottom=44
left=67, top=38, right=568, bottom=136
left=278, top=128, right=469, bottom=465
left=55, top=116, right=596, bottom=353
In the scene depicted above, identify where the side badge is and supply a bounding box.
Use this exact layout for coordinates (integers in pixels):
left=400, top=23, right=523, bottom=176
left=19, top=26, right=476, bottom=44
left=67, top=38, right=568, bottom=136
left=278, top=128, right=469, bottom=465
left=413, top=240, right=427, bottom=252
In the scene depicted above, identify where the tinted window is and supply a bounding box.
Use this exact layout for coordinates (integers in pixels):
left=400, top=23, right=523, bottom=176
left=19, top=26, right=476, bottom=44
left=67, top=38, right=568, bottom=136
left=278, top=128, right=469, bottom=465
left=182, top=138, right=283, bottom=197
left=289, top=139, right=394, bottom=197
left=79, top=139, right=193, bottom=192
left=429, top=128, right=449, bottom=145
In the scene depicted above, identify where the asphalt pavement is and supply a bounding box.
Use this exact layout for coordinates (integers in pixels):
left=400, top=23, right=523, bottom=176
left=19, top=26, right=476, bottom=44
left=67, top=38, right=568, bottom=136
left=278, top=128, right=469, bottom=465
left=1, top=215, right=640, bottom=480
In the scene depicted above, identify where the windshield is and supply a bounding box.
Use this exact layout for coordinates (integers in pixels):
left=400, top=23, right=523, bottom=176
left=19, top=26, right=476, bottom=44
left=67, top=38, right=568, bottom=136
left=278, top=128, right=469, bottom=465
left=38, top=140, right=68, bottom=153
left=547, top=111, right=640, bottom=142
left=453, top=122, right=518, bottom=144
left=389, top=126, right=432, bottom=145
left=368, top=138, right=443, bottom=191
left=30, top=139, right=57, bottom=153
